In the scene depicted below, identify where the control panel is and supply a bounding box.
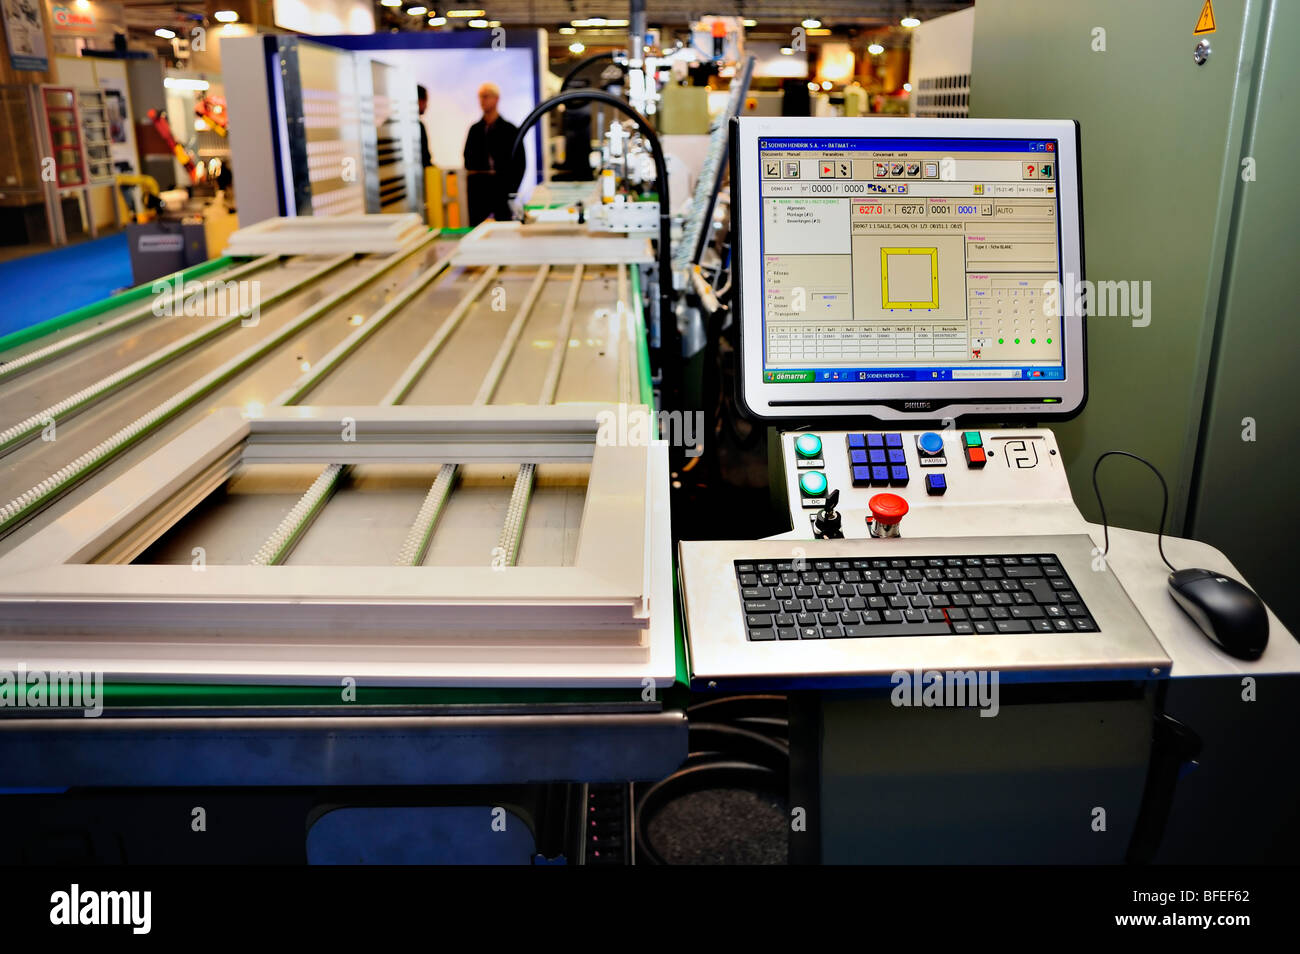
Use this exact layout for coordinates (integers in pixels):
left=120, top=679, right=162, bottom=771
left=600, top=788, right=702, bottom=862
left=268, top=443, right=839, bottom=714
left=781, top=427, right=1084, bottom=540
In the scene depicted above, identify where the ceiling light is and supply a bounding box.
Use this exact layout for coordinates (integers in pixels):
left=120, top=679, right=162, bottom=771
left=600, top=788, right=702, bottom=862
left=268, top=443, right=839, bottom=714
left=801, top=18, right=821, bottom=29
left=447, top=8, right=485, bottom=16
left=407, top=6, right=428, bottom=15
left=155, top=27, right=176, bottom=39
left=821, top=80, right=832, bottom=90
left=901, top=16, right=921, bottom=28
left=779, top=47, right=794, bottom=55
left=468, top=18, right=488, bottom=27
left=868, top=43, right=885, bottom=55
left=807, top=28, right=830, bottom=36
left=428, top=16, right=446, bottom=24
left=569, top=41, right=585, bottom=53
left=488, top=20, right=500, bottom=27
left=743, top=19, right=757, bottom=27
left=903, top=82, right=913, bottom=91
left=559, top=26, right=575, bottom=34
left=381, top=0, right=401, bottom=5
left=213, top=10, right=238, bottom=22
left=164, top=77, right=210, bottom=90
left=806, top=82, right=818, bottom=91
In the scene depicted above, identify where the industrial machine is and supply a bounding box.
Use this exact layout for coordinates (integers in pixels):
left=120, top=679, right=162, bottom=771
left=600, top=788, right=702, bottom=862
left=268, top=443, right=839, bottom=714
left=677, top=116, right=1299, bottom=863
left=1, top=22, right=1295, bottom=865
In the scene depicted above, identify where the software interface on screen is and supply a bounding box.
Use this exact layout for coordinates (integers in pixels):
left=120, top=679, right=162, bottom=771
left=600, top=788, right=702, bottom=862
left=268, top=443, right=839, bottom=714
left=757, top=137, right=1064, bottom=384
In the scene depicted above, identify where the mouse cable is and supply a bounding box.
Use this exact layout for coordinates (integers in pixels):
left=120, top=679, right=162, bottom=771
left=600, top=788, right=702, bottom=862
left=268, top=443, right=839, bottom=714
left=1091, top=450, right=1177, bottom=572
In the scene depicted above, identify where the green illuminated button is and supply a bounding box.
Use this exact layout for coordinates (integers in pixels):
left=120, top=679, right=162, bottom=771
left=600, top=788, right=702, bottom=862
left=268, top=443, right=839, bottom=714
left=795, top=434, right=823, bottom=459
left=799, top=471, right=828, bottom=496
left=963, top=431, right=982, bottom=448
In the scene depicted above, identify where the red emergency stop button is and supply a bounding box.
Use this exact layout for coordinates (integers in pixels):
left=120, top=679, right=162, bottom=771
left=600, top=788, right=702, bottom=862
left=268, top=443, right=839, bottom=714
left=868, top=493, right=909, bottom=538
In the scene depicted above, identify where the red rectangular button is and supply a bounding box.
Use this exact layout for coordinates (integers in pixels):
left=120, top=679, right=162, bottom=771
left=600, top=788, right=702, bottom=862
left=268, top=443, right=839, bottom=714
left=965, top=446, right=987, bottom=467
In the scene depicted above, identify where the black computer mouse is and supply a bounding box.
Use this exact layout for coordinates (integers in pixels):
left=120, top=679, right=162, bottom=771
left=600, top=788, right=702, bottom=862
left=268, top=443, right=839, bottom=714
left=1167, top=568, right=1269, bottom=660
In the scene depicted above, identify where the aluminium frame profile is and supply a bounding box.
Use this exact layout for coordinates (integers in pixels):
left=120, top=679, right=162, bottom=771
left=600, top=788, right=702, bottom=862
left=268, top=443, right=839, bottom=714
left=0, top=405, right=654, bottom=643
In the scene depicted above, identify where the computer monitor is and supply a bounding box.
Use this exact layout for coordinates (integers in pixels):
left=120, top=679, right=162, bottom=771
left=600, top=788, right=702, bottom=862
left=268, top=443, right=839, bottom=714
left=731, top=117, right=1085, bottom=421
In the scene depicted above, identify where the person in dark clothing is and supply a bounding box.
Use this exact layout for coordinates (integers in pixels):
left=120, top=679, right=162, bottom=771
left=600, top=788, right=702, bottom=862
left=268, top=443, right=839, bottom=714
left=417, top=84, right=432, bottom=168
left=463, top=82, right=524, bottom=225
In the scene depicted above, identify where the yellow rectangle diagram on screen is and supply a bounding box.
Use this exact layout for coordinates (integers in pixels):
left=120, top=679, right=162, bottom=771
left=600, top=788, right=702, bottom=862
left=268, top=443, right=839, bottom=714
left=881, top=247, right=940, bottom=309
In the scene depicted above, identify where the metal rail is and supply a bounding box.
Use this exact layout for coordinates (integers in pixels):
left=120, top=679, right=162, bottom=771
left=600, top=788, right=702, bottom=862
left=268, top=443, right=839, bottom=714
left=0, top=254, right=279, bottom=384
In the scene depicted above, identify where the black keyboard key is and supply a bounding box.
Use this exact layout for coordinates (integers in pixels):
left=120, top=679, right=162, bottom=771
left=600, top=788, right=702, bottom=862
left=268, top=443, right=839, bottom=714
left=953, top=622, right=975, bottom=634
left=839, top=611, right=862, bottom=624
left=995, top=620, right=1032, bottom=633
left=844, top=622, right=951, bottom=638
left=1073, top=617, right=1097, bottom=632
left=1032, top=620, right=1055, bottom=633
left=1006, top=565, right=1044, bottom=578
left=775, top=613, right=795, bottom=627
left=746, top=615, right=773, bottom=627
left=974, top=620, right=996, bottom=634
left=744, top=600, right=779, bottom=613
left=882, top=610, right=904, bottom=623
left=799, top=626, right=821, bottom=639
left=822, top=626, right=846, bottom=638
left=777, top=627, right=799, bottom=640
left=749, top=628, right=776, bottom=641
left=926, top=609, right=947, bottom=623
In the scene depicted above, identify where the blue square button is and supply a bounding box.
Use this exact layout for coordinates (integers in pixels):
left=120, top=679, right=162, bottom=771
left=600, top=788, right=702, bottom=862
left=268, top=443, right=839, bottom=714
left=888, top=449, right=906, bottom=464
left=926, top=473, right=947, bottom=495
left=869, top=449, right=886, bottom=464
left=890, top=466, right=909, bottom=486
left=847, top=433, right=866, bottom=449
left=867, top=434, right=885, bottom=448
left=852, top=465, right=872, bottom=486
left=871, top=466, right=890, bottom=485
left=885, top=433, right=904, bottom=448
left=850, top=449, right=867, bottom=465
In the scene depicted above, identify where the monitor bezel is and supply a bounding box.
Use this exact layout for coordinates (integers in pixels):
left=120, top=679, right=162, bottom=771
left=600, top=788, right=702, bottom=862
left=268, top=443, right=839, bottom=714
left=732, top=116, right=1087, bottom=424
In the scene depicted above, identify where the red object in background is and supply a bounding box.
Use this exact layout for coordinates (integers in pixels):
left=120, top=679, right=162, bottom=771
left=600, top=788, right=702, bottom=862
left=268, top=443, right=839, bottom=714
left=711, top=19, right=727, bottom=37
left=147, top=108, right=200, bottom=183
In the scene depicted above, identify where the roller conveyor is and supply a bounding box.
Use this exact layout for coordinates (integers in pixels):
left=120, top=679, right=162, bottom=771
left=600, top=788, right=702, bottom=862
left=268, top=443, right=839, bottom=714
left=0, top=236, right=644, bottom=561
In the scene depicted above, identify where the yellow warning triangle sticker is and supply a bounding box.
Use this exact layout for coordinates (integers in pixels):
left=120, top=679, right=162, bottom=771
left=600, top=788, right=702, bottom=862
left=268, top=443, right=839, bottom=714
left=1194, top=0, right=1216, bottom=35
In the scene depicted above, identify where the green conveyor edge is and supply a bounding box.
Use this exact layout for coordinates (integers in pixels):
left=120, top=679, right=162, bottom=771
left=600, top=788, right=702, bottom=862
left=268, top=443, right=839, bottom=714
left=0, top=256, right=238, bottom=354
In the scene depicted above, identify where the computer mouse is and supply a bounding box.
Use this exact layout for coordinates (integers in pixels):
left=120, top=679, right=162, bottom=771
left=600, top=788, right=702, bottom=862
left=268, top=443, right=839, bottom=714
left=1167, top=568, right=1269, bottom=660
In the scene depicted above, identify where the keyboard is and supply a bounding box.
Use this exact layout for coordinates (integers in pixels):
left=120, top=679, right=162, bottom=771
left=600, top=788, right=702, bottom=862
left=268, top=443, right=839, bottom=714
left=736, top=553, right=1097, bottom=642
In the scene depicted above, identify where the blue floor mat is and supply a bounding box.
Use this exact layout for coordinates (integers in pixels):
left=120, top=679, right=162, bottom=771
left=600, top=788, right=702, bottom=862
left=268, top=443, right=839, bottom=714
left=0, top=232, right=132, bottom=338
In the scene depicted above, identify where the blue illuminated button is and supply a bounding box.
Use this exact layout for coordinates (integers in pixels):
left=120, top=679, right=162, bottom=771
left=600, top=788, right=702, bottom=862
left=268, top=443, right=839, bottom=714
left=795, top=434, right=823, bottom=458
left=846, top=433, right=866, bottom=449
left=885, top=433, right=904, bottom=449
left=850, top=449, right=868, bottom=465
left=926, top=473, right=947, bottom=496
left=799, top=471, right=828, bottom=496
left=866, top=433, right=884, bottom=448
left=890, top=466, right=909, bottom=486
left=851, top=465, right=872, bottom=487
left=888, top=449, right=906, bottom=464
left=869, top=449, right=886, bottom=464
left=918, top=432, right=945, bottom=456
left=871, top=466, right=890, bottom=486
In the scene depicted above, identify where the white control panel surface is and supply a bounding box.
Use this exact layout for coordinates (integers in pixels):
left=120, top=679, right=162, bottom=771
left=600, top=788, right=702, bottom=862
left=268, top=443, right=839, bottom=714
left=780, top=427, right=1087, bottom=539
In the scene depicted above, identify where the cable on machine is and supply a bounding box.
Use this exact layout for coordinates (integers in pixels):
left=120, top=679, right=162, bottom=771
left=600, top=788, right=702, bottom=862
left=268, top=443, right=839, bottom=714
left=508, top=90, right=679, bottom=413
left=1091, top=450, right=1178, bottom=572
